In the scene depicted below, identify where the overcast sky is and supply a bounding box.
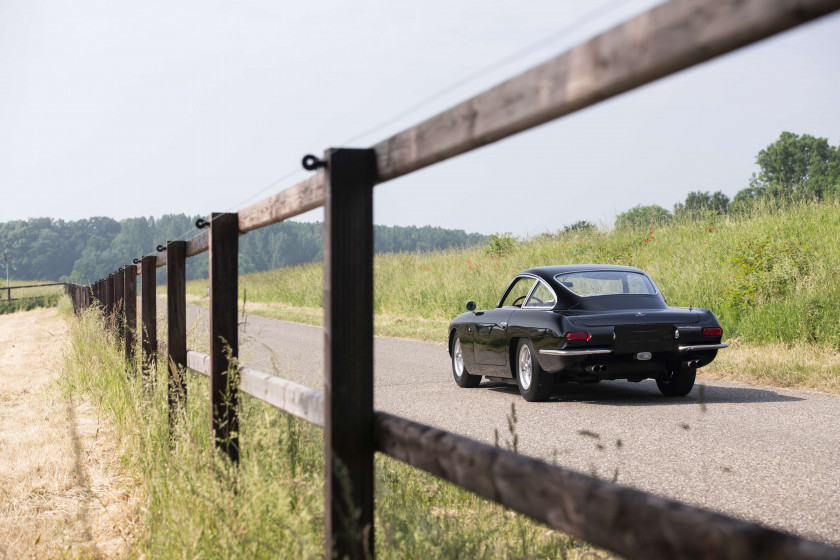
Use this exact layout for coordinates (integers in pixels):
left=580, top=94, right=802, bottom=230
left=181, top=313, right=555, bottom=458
left=2, top=1, right=839, bottom=239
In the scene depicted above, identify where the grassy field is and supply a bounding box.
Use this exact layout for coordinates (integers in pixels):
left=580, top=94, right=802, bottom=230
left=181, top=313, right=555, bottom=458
left=183, top=201, right=840, bottom=392
left=0, top=280, right=64, bottom=314
left=57, top=202, right=839, bottom=555
left=61, top=306, right=612, bottom=558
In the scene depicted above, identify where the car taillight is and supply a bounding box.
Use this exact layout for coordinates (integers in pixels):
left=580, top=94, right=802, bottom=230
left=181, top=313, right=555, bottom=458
left=565, top=331, right=591, bottom=342
left=702, top=327, right=722, bottom=337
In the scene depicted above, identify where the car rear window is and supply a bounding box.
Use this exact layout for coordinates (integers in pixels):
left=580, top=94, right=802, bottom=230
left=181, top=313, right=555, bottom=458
left=554, top=271, right=656, bottom=296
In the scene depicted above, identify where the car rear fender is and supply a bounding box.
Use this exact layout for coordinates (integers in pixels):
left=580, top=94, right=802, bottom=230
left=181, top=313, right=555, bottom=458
left=508, top=337, right=520, bottom=377
left=508, top=336, right=565, bottom=375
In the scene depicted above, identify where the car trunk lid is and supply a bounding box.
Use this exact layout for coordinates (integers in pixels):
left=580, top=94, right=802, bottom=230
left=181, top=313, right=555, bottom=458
left=576, top=308, right=700, bottom=327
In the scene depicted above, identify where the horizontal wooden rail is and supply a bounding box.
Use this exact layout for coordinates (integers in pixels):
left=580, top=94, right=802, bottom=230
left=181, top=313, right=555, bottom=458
left=374, top=412, right=840, bottom=560
left=156, top=344, right=325, bottom=427
left=186, top=350, right=210, bottom=376
left=187, top=230, right=209, bottom=258
left=371, top=0, right=840, bottom=183
left=3, top=282, right=66, bottom=290
left=157, top=0, right=840, bottom=243
left=238, top=174, right=325, bottom=234
left=239, top=366, right=325, bottom=427
left=149, top=224, right=210, bottom=268
left=151, top=172, right=325, bottom=262
left=157, top=340, right=207, bottom=377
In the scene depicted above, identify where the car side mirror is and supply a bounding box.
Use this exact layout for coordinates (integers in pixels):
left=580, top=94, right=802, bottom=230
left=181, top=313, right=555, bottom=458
left=466, top=301, right=476, bottom=312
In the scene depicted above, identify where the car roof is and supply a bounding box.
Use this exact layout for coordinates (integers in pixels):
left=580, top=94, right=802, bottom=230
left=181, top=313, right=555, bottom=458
left=521, top=264, right=646, bottom=283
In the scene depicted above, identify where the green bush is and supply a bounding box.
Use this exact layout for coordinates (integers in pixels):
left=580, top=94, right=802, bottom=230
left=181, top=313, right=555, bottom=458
left=483, top=232, right=517, bottom=258
left=614, top=204, right=672, bottom=230
left=726, top=238, right=811, bottom=310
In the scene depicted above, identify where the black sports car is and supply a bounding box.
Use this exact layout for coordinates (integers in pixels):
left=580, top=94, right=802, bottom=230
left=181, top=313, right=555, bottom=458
left=448, top=265, right=727, bottom=401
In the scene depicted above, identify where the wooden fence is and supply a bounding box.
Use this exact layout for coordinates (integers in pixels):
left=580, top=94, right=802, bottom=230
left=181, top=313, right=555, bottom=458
left=67, top=0, right=840, bottom=558
left=0, top=281, right=66, bottom=303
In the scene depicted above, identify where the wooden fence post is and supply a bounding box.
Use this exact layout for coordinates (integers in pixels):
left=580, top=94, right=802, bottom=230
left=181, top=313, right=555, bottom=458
left=70, top=285, right=77, bottom=315
left=114, top=269, right=125, bottom=343
left=141, top=256, right=157, bottom=376
left=209, top=213, right=240, bottom=463
left=166, top=241, right=187, bottom=429
left=124, top=265, right=137, bottom=367
left=323, top=148, right=377, bottom=559
left=105, top=274, right=114, bottom=329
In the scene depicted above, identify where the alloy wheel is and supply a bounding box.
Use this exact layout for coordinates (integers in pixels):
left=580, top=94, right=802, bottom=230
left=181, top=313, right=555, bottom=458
left=518, top=344, right=533, bottom=390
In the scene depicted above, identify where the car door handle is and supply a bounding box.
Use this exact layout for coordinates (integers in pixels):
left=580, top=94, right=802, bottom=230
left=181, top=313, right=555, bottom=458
left=500, top=322, right=508, bottom=328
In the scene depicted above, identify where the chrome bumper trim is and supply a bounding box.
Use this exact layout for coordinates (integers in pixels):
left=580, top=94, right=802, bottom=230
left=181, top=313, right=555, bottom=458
left=679, top=343, right=728, bottom=352
left=539, top=348, right=613, bottom=356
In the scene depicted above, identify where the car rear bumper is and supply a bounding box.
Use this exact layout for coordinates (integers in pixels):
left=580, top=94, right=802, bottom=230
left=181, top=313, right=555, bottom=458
left=536, top=341, right=727, bottom=378
left=538, top=348, right=613, bottom=356
left=678, top=343, right=729, bottom=351
left=538, top=342, right=728, bottom=357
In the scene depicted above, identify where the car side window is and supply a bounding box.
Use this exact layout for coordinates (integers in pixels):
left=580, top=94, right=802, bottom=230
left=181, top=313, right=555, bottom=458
left=524, top=281, right=555, bottom=308
left=500, top=277, right=536, bottom=307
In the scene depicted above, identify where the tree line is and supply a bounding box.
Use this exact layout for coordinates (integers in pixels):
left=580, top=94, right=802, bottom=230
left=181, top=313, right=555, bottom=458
left=5, top=131, right=836, bottom=281
left=613, top=131, right=840, bottom=229
left=0, top=216, right=485, bottom=283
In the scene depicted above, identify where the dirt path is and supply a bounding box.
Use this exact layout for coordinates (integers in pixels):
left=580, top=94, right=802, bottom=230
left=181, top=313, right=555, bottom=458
left=0, top=308, right=137, bottom=558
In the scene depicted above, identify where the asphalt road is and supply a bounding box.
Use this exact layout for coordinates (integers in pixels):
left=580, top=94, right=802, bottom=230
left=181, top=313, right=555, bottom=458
left=186, top=306, right=840, bottom=545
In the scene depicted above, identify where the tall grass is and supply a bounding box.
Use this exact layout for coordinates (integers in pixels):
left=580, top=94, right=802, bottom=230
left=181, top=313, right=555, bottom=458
left=62, top=307, right=610, bottom=558
left=0, top=293, right=61, bottom=314
left=186, top=201, right=840, bottom=349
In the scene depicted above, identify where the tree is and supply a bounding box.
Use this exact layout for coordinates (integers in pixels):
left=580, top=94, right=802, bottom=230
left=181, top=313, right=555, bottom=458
left=615, top=205, right=671, bottom=230
left=563, top=220, right=596, bottom=233
left=747, top=131, right=840, bottom=202
left=674, top=191, right=730, bottom=215
left=2, top=214, right=488, bottom=282
left=729, top=186, right=763, bottom=214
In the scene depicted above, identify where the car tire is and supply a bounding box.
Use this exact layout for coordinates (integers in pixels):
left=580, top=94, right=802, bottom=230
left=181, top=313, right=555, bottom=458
left=656, top=366, right=696, bottom=397
left=516, top=339, right=552, bottom=402
left=451, top=333, right=481, bottom=388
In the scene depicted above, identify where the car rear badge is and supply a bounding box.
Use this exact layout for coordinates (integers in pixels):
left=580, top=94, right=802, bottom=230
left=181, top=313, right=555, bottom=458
left=636, top=352, right=652, bottom=361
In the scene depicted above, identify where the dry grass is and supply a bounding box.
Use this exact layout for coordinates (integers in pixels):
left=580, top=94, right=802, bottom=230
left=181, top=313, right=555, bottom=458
left=62, top=305, right=614, bottom=559
left=0, top=306, right=139, bottom=558
left=703, top=339, right=840, bottom=393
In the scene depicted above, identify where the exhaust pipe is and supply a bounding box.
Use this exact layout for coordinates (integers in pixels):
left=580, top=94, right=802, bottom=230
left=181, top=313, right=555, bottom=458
left=683, top=359, right=703, bottom=368
left=585, top=364, right=608, bottom=373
